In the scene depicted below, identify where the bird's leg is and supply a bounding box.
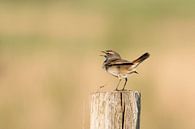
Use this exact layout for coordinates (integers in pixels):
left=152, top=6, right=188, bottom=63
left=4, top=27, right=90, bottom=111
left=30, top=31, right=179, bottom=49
left=122, top=78, right=128, bottom=90
left=115, top=79, right=121, bottom=91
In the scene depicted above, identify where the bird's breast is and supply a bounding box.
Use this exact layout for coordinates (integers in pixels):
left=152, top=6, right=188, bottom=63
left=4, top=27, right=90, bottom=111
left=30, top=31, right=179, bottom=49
left=106, top=66, right=119, bottom=77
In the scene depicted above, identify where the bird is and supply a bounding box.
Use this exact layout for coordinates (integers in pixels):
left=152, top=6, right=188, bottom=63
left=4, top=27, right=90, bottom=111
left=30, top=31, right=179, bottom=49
left=100, top=50, right=150, bottom=90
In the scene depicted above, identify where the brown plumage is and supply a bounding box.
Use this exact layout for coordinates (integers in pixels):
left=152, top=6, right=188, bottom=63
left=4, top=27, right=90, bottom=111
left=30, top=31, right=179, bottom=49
left=101, top=50, right=150, bottom=90
left=132, top=52, right=150, bottom=65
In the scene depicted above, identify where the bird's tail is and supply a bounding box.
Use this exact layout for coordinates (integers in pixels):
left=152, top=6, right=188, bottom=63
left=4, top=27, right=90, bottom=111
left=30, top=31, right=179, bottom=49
left=132, top=52, right=150, bottom=67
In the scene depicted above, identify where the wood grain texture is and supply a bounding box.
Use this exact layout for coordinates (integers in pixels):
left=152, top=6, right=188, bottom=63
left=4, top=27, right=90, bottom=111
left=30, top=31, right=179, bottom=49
left=90, top=91, right=141, bottom=129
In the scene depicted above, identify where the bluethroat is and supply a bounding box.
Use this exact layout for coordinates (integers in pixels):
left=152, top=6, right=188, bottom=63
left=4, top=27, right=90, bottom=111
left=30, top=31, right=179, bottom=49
left=101, top=50, right=150, bottom=90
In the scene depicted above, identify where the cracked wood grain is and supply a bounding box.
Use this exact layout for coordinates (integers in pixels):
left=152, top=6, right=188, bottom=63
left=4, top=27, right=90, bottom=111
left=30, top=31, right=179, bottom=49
left=90, top=91, right=141, bottom=129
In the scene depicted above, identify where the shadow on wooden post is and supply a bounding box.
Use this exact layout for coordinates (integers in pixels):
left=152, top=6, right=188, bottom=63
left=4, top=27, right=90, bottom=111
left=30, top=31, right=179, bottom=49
left=90, top=91, right=141, bottom=129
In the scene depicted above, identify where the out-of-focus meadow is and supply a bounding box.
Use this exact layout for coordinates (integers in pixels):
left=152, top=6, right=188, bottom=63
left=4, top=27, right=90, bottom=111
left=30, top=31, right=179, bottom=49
left=0, top=0, right=195, bottom=129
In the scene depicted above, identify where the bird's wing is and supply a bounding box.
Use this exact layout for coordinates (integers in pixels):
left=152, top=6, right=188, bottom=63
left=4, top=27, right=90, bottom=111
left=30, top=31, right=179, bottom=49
left=107, top=59, right=134, bottom=66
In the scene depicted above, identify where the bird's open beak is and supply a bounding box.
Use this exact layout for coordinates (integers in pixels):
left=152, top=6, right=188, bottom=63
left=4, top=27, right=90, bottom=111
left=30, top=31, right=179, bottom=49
left=99, top=51, right=106, bottom=56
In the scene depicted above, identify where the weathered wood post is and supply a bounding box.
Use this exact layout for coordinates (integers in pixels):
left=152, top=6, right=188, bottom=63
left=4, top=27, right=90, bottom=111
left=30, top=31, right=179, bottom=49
left=90, top=91, right=141, bottom=129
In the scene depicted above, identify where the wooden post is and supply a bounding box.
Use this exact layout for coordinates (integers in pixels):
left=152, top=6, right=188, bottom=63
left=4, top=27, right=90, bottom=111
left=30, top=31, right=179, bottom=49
left=90, top=91, right=141, bottom=129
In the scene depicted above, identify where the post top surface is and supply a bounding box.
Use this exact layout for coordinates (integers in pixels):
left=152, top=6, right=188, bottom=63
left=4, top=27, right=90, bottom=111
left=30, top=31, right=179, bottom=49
left=90, top=90, right=140, bottom=95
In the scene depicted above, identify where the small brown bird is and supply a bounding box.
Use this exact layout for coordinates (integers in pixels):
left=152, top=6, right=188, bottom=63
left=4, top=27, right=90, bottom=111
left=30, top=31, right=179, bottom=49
left=101, top=50, right=150, bottom=90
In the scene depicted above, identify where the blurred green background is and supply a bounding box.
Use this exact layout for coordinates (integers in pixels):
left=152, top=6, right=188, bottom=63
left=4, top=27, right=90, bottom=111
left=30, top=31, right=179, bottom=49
left=0, top=0, right=195, bottom=129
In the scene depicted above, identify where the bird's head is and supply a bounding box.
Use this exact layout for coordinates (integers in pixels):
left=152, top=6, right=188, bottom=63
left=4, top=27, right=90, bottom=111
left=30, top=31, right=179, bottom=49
left=100, top=50, right=121, bottom=60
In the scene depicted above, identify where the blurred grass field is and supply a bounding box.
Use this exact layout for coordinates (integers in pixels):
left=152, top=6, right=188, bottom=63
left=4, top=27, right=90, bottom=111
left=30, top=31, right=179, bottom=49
left=0, top=1, right=195, bottom=129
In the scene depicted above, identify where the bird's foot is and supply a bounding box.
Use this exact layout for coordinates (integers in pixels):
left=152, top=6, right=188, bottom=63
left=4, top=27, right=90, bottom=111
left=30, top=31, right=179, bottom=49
left=114, top=88, right=128, bottom=91
left=115, top=88, right=120, bottom=91
left=121, top=88, right=127, bottom=91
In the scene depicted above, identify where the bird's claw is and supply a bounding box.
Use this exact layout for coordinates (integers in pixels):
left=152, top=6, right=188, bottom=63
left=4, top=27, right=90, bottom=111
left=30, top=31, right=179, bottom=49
left=115, top=88, right=120, bottom=91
